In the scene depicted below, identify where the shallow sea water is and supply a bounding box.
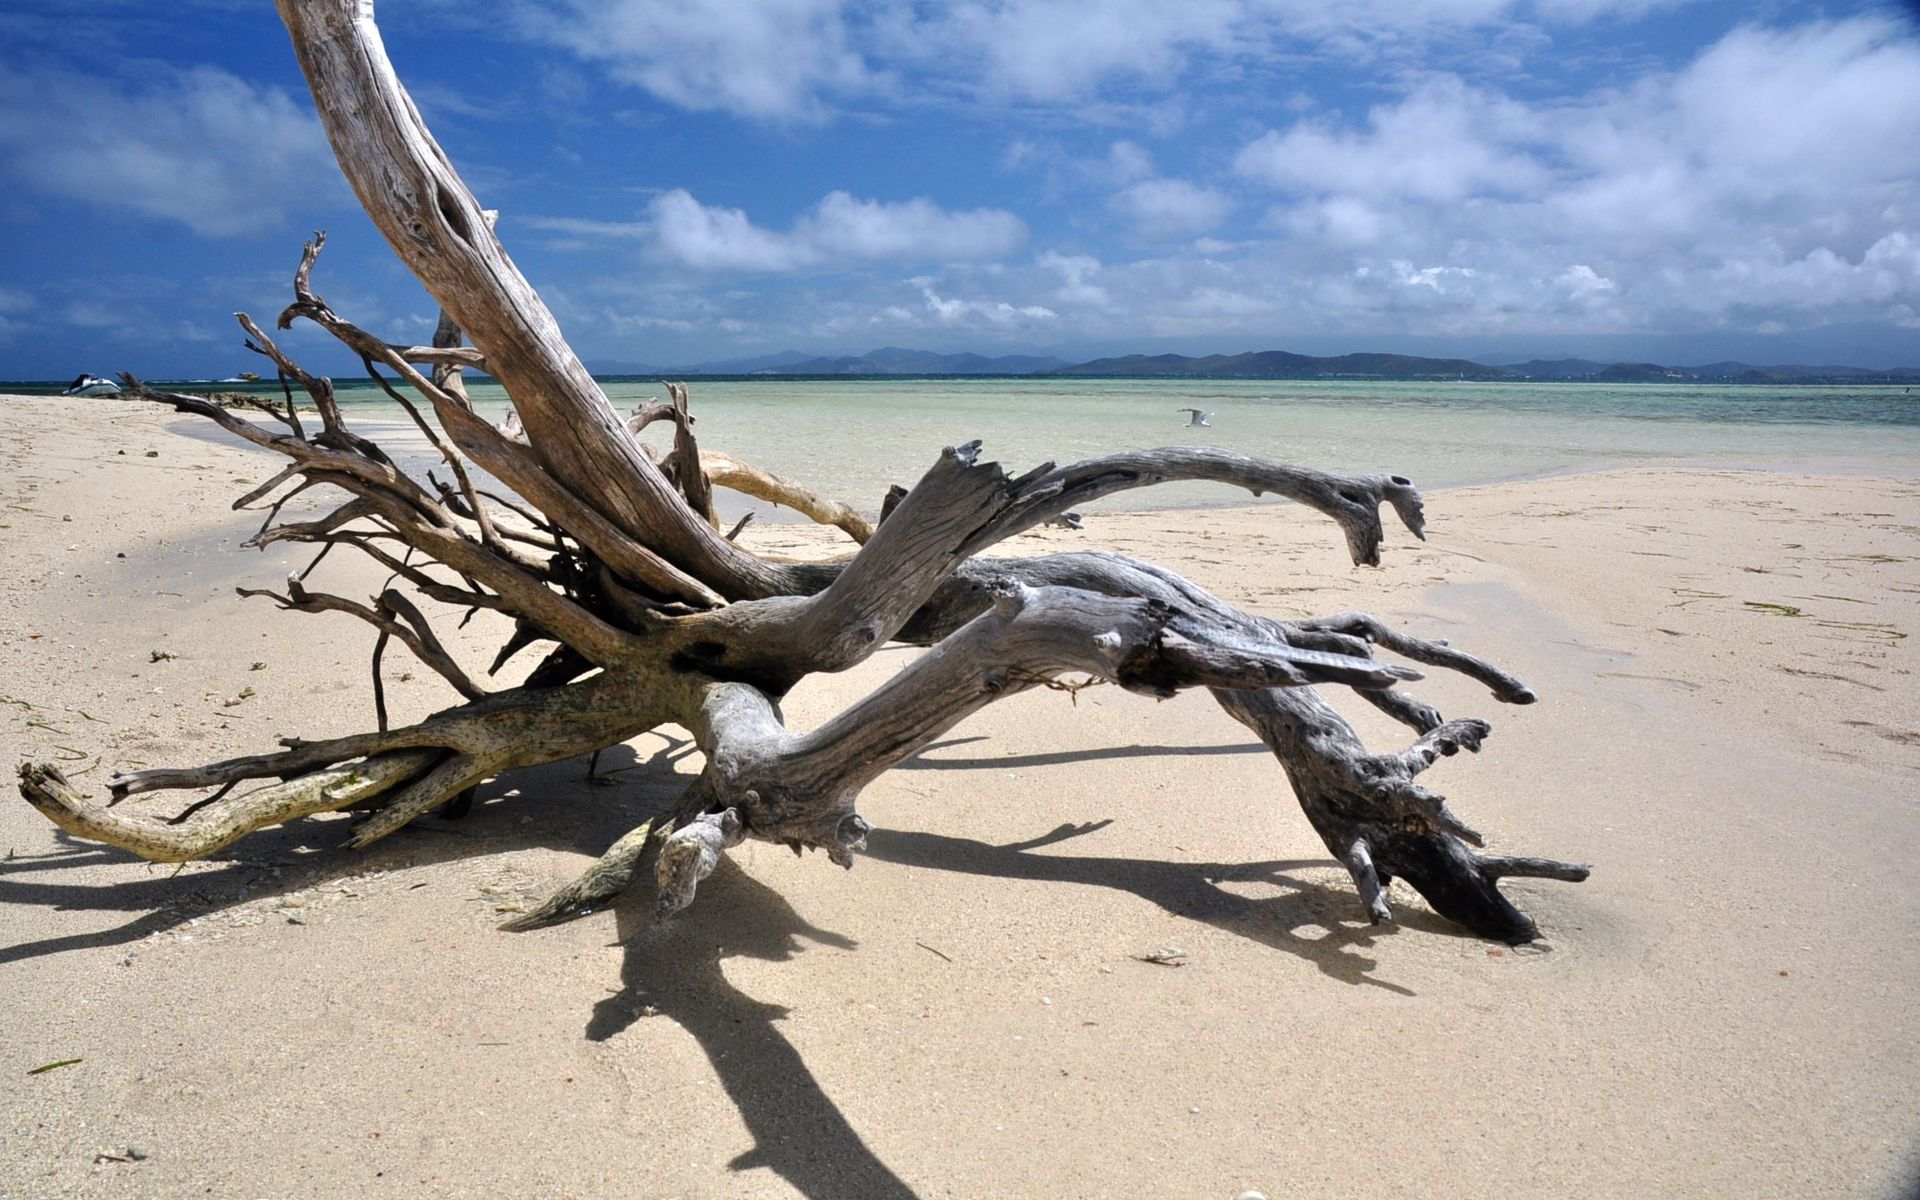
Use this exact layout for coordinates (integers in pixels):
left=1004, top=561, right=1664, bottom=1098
left=55, top=374, right=1920, bottom=516
left=431, top=377, right=1920, bottom=511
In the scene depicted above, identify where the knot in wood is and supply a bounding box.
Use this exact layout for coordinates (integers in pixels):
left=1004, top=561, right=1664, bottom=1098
left=836, top=813, right=871, bottom=849
left=985, top=579, right=1026, bottom=617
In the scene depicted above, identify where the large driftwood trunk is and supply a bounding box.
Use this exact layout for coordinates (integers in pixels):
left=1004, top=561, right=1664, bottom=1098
left=18, top=0, right=1586, bottom=945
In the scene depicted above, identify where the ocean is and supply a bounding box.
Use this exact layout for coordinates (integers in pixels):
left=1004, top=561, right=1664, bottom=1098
left=16, top=376, right=1920, bottom=515
left=407, top=376, right=1920, bottom=515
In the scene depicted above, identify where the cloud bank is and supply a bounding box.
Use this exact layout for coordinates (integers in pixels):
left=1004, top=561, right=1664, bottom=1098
left=0, top=63, right=339, bottom=236
left=2, top=3, right=1915, bottom=373
left=522, top=14, right=1917, bottom=360
left=532, top=190, right=1028, bottom=274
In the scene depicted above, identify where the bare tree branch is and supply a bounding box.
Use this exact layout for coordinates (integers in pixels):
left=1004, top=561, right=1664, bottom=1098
left=14, top=0, right=1586, bottom=949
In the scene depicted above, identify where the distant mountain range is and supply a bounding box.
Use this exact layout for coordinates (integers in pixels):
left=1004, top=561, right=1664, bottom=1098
left=1497, top=358, right=1920, bottom=383
left=583, top=346, right=1920, bottom=384
left=1048, top=350, right=1506, bottom=379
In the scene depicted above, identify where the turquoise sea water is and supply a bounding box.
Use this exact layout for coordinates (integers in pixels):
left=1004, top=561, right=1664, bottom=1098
left=16, top=375, right=1919, bottom=512
left=417, top=377, right=1920, bottom=512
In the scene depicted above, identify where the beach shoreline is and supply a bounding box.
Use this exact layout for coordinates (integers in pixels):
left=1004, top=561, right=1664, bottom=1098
left=139, top=388, right=1920, bottom=525
left=2, top=393, right=1916, bottom=1198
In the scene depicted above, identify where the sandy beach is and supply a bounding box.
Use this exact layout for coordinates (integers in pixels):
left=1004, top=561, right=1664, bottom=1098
left=1, top=393, right=1915, bottom=1199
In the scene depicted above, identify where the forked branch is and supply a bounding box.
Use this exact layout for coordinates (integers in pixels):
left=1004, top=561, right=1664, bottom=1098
left=14, top=0, right=1587, bottom=953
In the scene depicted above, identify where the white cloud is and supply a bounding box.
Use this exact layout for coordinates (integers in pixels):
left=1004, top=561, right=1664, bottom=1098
left=647, top=190, right=820, bottom=272
left=998, top=136, right=1181, bottom=203
left=894, top=0, right=1670, bottom=107
left=625, top=189, right=1026, bottom=273
left=1001, top=138, right=1233, bottom=241
left=1280, top=196, right=1388, bottom=247
left=914, top=281, right=1058, bottom=327
left=1555, top=264, right=1618, bottom=309
left=1235, top=76, right=1547, bottom=203
left=527, top=0, right=870, bottom=121
left=1697, top=233, right=1920, bottom=314
left=221, top=7, right=1906, bottom=364
left=891, top=0, right=1249, bottom=104
left=1227, top=17, right=1920, bottom=338
left=1527, top=0, right=1676, bottom=19
left=1664, top=20, right=1920, bottom=183
left=799, top=192, right=1027, bottom=261
left=0, top=63, right=338, bottom=237
left=1112, top=178, right=1233, bottom=236
left=1037, top=252, right=1111, bottom=308
left=531, top=0, right=1682, bottom=119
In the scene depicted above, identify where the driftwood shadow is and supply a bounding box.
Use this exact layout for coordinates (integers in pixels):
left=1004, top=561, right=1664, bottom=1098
left=4, top=727, right=1451, bottom=1200
left=5, top=732, right=921, bottom=1198
left=572, top=803, right=1458, bottom=1197
left=591, top=862, right=919, bottom=1200
left=864, top=820, right=1458, bottom=995
left=0, top=736, right=692, bottom=967
left=900, top=735, right=1270, bottom=771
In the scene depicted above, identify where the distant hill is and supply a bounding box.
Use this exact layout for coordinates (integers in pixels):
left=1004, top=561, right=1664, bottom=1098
left=1048, top=349, right=1507, bottom=379
left=1700, top=362, right=1920, bottom=383
left=780, top=347, right=1068, bottom=375
left=585, top=346, right=1919, bottom=384
left=1501, top=358, right=1611, bottom=379
left=1596, top=361, right=1691, bottom=382
left=1495, top=358, right=1920, bottom=383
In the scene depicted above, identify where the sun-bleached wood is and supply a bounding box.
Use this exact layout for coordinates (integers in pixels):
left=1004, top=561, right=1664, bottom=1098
left=16, top=0, right=1585, bottom=944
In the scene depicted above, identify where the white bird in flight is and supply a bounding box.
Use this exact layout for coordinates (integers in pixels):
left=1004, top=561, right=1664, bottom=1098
left=1177, top=407, right=1213, bottom=427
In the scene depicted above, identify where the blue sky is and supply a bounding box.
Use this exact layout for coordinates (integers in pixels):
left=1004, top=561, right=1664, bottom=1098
left=3, top=0, right=1919, bottom=378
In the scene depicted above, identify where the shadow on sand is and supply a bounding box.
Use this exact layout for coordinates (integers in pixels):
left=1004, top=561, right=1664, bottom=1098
left=3, top=732, right=1471, bottom=1199
left=2, top=732, right=920, bottom=1197
left=898, top=734, right=1270, bottom=772
left=0, top=734, right=697, bottom=967
left=573, top=808, right=1462, bottom=1197
left=863, top=819, right=1450, bottom=995
left=590, top=863, right=919, bottom=1199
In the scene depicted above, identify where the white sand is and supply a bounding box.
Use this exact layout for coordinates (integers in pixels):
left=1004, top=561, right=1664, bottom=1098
left=2, top=394, right=1916, bottom=1198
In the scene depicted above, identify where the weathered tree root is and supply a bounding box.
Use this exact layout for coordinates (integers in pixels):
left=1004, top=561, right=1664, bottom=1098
left=15, top=0, right=1588, bottom=950
left=499, top=815, right=669, bottom=931
left=1218, top=688, right=1587, bottom=943
left=20, top=752, right=439, bottom=862
left=656, top=807, right=746, bottom=917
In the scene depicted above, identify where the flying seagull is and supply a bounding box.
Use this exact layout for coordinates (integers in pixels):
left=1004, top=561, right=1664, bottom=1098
left=1176, top=407, right=1212, bottom=427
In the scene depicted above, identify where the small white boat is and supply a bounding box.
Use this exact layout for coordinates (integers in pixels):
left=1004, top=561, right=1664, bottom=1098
left=62, top=373, right=122, bottom=396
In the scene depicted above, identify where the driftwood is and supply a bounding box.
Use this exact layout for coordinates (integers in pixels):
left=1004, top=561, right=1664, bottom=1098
left=17, top=0, right=1586, bottom=945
